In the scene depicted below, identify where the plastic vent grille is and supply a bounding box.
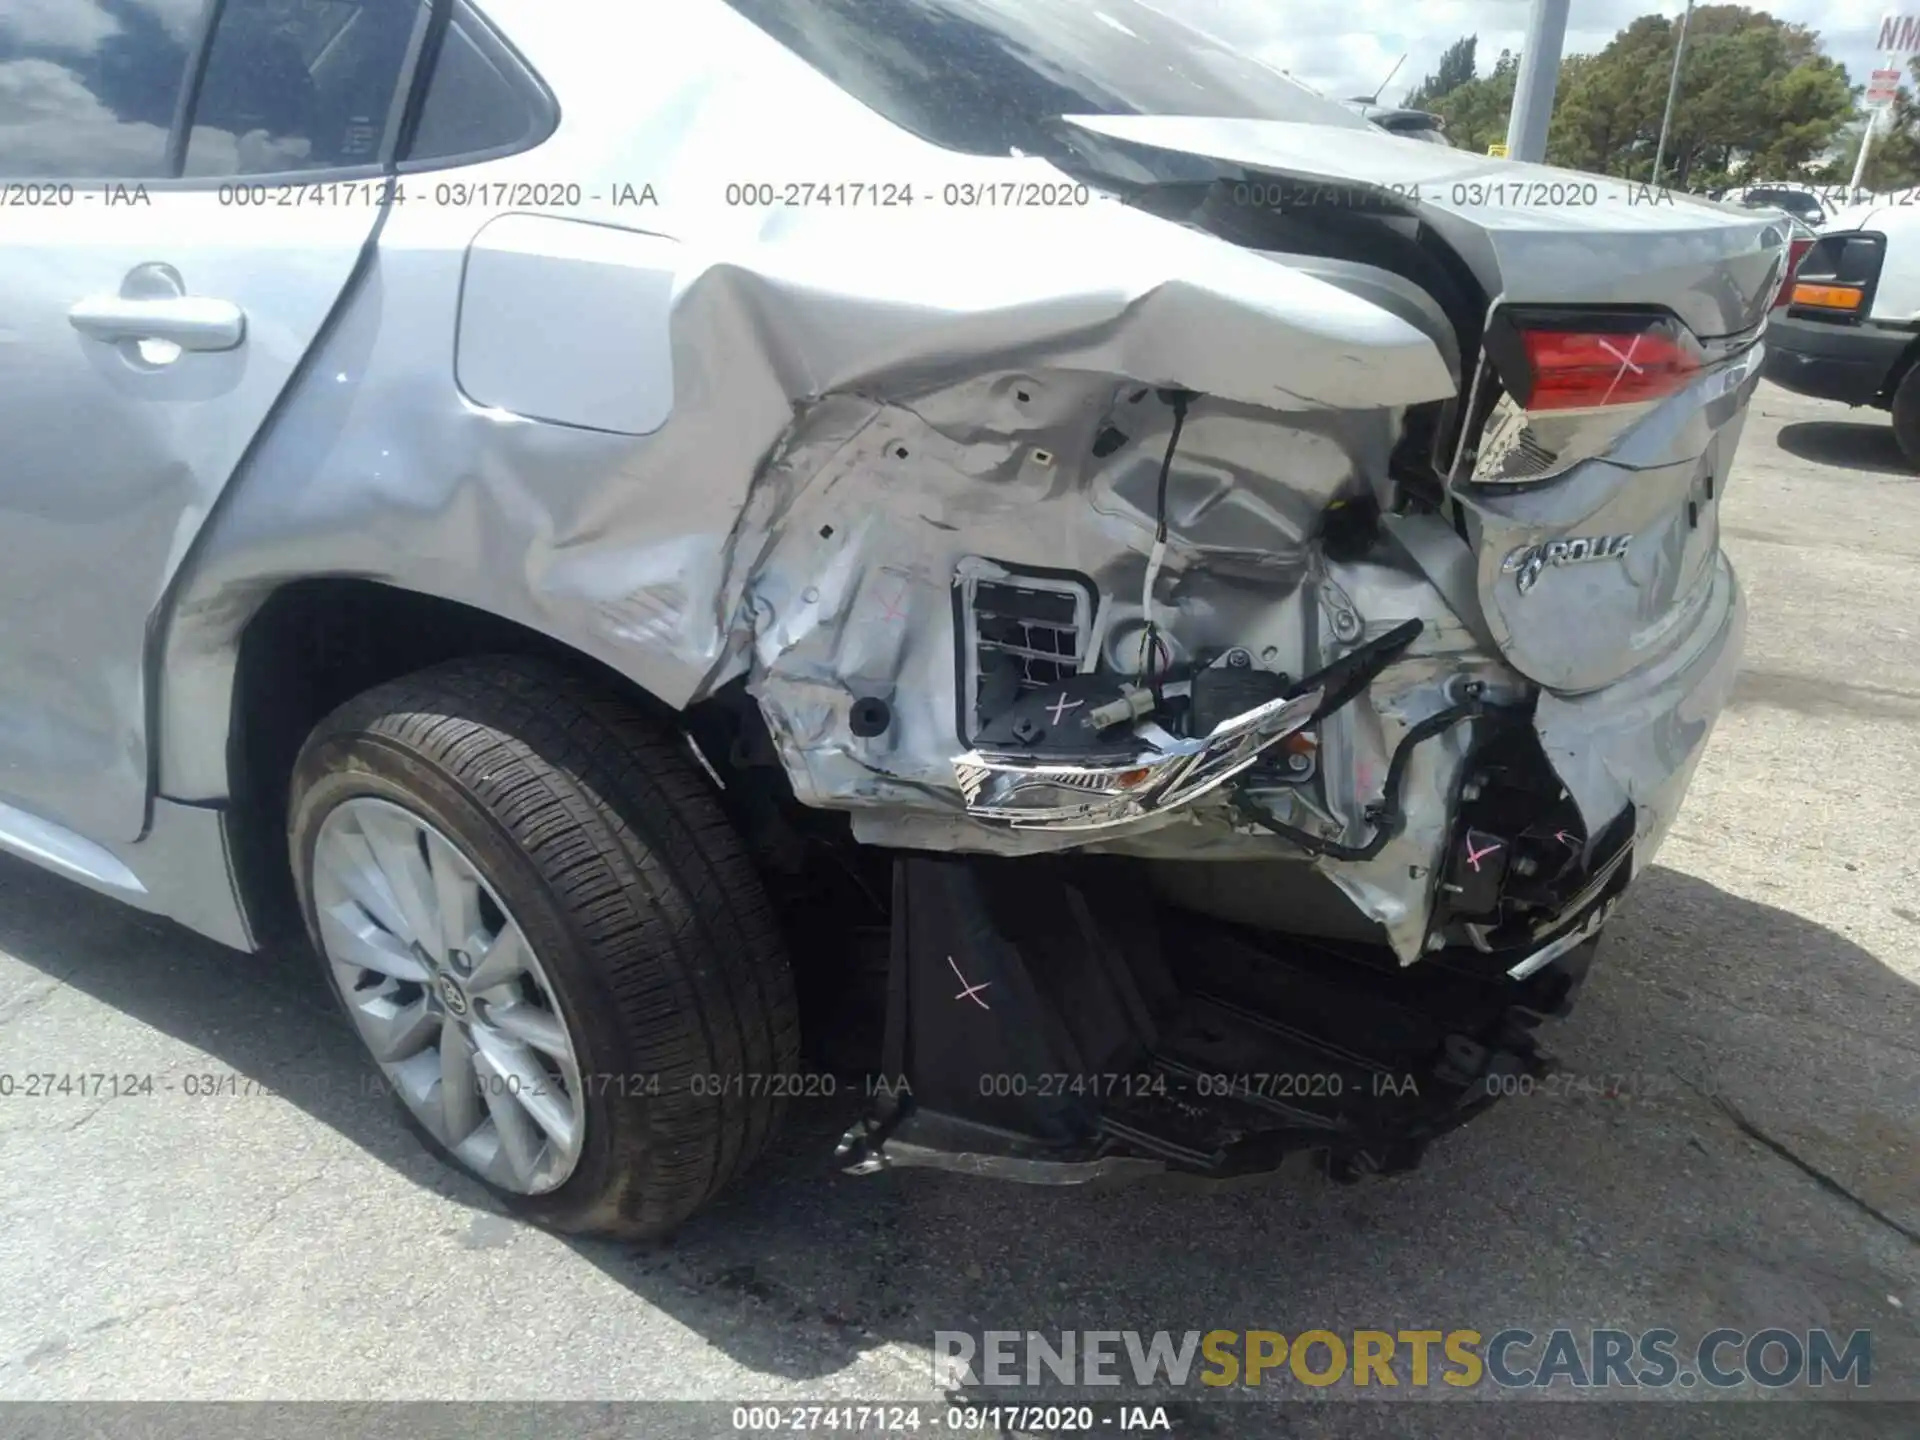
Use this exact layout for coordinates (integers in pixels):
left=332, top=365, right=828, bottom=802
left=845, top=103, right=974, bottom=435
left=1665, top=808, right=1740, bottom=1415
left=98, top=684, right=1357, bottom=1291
left=955, top=562, right=1097, bottom=744
left=972, top=580, right=1085, bottom=689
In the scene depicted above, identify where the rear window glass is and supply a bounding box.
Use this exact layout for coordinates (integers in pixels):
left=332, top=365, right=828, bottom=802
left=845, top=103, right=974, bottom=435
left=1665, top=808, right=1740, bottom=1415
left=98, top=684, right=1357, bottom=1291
left=1743, top=188, right=1818, bottom=212
left=402, top=6, right=555, bottom=166
left=716, top=0, right=1366, bottom=158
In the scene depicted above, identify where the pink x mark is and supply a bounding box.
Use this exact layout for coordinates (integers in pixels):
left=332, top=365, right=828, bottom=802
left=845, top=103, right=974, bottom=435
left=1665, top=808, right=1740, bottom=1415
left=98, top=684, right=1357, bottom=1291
left=879, top=585, right=910, bottom=623
left=948, top=955, right=992, bottom=1010
left=1464, top=836, right=1503, bottom=872
left=1599, top=333, right=1644, bottom=406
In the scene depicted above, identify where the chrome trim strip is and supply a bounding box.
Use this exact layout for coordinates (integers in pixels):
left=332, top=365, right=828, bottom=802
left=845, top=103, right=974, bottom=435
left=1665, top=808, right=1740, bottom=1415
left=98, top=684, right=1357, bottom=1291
left=954, top=688, right=1323, bottom=832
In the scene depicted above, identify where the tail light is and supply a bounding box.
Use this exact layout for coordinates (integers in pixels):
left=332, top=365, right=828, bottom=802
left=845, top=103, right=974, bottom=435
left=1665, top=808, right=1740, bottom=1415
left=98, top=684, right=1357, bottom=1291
left=1484, top=309, right=1702, bottom=414
left=1516, top=326, right=1701, bottom=410
left=1470, top=308, right=1708, bottom=485
left=1772, top=235, right=1817, bottom=310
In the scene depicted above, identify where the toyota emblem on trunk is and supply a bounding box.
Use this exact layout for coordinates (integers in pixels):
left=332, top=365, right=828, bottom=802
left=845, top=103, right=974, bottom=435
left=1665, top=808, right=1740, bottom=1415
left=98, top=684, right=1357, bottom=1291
left=1503, top=534, right=1633, bottom=594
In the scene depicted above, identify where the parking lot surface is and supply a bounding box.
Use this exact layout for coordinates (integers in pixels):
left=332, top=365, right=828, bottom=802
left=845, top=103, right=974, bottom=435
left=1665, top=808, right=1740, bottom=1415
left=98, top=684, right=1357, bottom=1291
left=0, top=382, right=1915, bottom=1435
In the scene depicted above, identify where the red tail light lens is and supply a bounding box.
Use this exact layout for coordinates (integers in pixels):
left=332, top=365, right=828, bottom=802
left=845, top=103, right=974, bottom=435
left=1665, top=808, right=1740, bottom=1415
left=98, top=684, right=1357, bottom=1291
left=1515, top=326, right=1701, bottom=411
left=1472, top=308, right=1715, bottom=486
left=1773, top=236, right=1816, bottom=310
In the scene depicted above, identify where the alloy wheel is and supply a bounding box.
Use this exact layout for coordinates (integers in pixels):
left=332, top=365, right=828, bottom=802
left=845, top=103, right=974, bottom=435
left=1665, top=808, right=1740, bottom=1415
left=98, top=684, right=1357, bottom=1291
left=311, top=797, right=587, bottom=1194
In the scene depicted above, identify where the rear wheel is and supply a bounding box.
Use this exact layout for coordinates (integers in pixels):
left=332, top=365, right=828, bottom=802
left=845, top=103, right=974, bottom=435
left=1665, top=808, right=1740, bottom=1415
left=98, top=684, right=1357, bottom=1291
left=288, top=656, right=799, bottom=1237
left=1891, top=364, right=1920, bottom=470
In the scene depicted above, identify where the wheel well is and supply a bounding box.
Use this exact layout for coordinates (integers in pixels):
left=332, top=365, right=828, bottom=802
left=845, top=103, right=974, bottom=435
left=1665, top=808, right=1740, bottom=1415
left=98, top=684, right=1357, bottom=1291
left=227, top=578, right=681, bottom=945
left=1880, top=334, right=1920, bottom=407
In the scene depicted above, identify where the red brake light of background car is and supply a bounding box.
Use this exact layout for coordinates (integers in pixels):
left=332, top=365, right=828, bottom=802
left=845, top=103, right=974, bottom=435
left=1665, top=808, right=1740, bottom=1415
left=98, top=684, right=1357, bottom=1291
left=1516, top=327, right=1701, bottom=411
left=1773, top=236, right=1817, bottom=309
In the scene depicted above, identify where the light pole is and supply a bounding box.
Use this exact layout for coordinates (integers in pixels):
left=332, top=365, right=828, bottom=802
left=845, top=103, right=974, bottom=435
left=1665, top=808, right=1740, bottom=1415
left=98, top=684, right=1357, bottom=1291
left=1506, top=0, right=1573, bottom=161
left=1851, top=106, right=1882, bottom=197
left=1651, top=0, right=1695, bottom=188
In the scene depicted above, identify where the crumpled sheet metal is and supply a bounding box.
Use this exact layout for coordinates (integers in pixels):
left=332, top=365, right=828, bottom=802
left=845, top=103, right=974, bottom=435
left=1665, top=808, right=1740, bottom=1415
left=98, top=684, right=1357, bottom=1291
left=155, top=192, right=1454, bottom=810
left=1533, top=552, right=1746, bottom=869
left=691, top=195, right=1462, bottom=419
left=713, top=357, right=1515, bottom=962
left=163, top=153, right=1713, bottom=974
left=714, top=346, right=1738, bottom=963
left=143, top=0, right=1747, bottom=973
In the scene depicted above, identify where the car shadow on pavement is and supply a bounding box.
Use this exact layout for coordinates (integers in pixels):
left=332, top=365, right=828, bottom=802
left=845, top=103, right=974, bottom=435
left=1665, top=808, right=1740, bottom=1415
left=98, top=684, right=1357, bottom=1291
left=0, top=855, right=1915, bottom=1417
left=1773, top=418, right=1916, bottom=477
left=0, top=857, right=484, bottom=1202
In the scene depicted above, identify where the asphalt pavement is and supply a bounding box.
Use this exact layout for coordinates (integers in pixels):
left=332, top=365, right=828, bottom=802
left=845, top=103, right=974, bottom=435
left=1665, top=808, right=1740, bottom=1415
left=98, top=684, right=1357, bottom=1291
left=0, top=382, right=1915, bottom=1437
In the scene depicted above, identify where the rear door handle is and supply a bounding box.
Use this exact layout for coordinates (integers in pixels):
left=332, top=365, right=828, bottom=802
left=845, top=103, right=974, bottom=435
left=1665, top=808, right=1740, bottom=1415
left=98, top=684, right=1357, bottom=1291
left=68, top=262, right=246, bottom=353
left=69, top=294, right=246, bottom=352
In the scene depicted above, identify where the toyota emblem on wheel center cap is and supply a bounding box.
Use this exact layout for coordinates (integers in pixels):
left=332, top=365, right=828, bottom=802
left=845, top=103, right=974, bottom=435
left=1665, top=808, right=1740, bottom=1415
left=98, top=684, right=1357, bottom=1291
left=437, top=973, right=469, bottom=1015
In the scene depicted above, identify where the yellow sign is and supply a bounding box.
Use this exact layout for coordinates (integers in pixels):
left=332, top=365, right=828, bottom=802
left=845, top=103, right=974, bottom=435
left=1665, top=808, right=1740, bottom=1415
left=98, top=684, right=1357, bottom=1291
left=1488, top=143, right=1510, bottom=158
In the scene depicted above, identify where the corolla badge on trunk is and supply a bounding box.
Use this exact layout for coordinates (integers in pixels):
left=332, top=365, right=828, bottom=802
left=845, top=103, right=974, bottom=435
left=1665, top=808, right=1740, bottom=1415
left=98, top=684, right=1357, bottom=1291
left=1502, top=534, right=1634, bottom=594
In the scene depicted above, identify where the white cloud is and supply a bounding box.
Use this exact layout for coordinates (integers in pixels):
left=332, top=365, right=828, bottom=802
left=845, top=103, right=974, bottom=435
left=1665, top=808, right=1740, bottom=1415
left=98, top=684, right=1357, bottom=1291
left=123, top=0, right=210, bottom=47
left=0, top=57, right=169, bottom=174
left=0, top=0, right=202, bottom=55
left=0, top=0, right=121, bottom=54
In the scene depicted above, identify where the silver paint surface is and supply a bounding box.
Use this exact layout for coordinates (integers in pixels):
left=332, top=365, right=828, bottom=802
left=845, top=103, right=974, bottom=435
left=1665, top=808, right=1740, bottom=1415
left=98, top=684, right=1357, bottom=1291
left=0, top=0, right=1764, bottom=961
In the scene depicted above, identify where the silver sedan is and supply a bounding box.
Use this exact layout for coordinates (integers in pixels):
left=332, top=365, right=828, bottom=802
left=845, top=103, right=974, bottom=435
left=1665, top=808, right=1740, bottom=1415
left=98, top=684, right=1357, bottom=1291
left=0, top=0, right=1787, bottom=1233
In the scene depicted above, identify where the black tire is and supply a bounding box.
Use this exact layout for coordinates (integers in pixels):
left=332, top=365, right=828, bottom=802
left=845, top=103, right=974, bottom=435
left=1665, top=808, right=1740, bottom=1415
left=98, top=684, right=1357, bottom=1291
left=1892, top=364, right=1920, bottom=471
left=288, top=655, right=799, bottom=1237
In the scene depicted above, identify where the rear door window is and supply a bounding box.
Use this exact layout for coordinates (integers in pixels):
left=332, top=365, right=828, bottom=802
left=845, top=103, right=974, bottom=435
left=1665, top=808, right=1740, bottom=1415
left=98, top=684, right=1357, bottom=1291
left=182, top=0, right=429, bottom=177
left=1, top=1, right=560, bottom=183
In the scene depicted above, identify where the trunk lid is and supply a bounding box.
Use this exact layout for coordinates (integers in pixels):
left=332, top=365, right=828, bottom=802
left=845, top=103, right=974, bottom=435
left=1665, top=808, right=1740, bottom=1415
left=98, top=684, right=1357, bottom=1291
left=1057, top=114, right=1783, bottom=692
left=1059, top=115, right=1791, bottom=339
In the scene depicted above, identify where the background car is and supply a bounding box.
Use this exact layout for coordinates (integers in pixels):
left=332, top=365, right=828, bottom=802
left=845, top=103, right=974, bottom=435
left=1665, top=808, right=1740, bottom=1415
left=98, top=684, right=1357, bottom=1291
left=1720, top=182, right=1829, bottom=228
left=1765, top=200, right=1920, bottom=466
left=1345, top=98, right=1453, bottom=145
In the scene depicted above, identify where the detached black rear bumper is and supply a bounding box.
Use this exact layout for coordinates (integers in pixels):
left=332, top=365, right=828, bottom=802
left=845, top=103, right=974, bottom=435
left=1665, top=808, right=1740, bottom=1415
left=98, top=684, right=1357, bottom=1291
left=836, top=852, right=1614, bottom=1186
left=1763, top=312, right=1913, bottom=406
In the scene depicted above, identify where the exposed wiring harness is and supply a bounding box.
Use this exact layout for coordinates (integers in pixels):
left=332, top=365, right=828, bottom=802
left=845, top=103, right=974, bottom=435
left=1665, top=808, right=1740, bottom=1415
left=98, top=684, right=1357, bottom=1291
left=1232, top=690, right=1507, bottom=861
left=1112, top=391, right=1503, bottom=862
left=1137, top=389, right=1195, bottom=693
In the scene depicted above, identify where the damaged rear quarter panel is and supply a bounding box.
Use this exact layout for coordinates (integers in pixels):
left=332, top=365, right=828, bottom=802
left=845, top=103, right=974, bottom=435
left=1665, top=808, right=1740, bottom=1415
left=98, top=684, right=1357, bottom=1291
left=728, top=373, right=1521, bottom=966
left=155, top=1, right=1744, bottom=972
left=155, top=16, right=1458, bottom=824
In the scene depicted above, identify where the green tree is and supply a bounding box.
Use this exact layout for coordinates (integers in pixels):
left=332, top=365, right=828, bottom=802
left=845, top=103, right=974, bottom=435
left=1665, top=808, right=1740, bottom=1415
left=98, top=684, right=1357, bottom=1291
left=1542, top=7, right=1851, bottom=184
left=1541, top=53, right=1614, bottom=169
left=1425, top=48, right=1519, bottom=153
left=1681, top=10, right=1850, bottom=182
left=1404, top=35, right=1478, bottom=111
left=1426, top=7, right=1855, bottom=179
